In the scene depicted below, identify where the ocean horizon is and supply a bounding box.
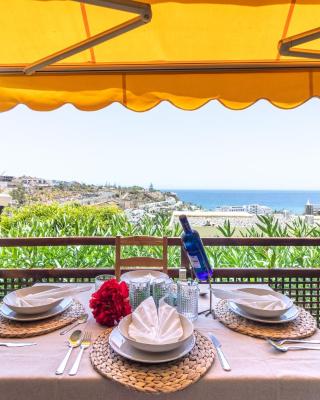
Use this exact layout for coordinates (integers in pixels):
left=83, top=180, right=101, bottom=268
left=161, top=189, right=320, bottom=215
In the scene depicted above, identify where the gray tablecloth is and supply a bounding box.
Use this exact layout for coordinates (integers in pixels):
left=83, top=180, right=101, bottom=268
left=1, top=283, right=320, bottom=400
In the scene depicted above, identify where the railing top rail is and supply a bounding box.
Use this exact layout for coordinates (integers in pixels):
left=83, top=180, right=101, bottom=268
left=1, top=267, right=320, bottom=279
left=1, top=236, right=320, bottom=247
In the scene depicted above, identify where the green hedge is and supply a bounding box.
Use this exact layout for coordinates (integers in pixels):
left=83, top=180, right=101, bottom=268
left=1, top=205, right=320, bottom=269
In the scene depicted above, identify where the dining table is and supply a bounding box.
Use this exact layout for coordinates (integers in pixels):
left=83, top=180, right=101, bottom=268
left=1, top=282, right=320, bottom=400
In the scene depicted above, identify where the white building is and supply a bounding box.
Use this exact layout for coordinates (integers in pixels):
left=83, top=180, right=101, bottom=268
left=0, top=176, right=14, bottom=190
left=216, top=205, right=247, bottom=212
left=305, top=200, right=320, bottom=215
left=216, top=204, right=272, bottom=215
left=246, top=204, right=273, bottom=215
left=20, top=177, right=53, bottom=188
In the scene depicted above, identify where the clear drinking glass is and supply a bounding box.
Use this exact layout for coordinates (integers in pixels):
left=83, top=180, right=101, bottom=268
left=95, top=274, right=114, bottom=291
left=152, top=278, right=173, bottom=307
left=164, top=280, right=177, bottom=307
left=129, top=278, right=151, bottom=310
left=177, top=280, right=199, bottom=322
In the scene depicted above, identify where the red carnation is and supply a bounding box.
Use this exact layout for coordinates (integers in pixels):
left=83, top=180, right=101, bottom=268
left=89, top=279, right=131, bottom=327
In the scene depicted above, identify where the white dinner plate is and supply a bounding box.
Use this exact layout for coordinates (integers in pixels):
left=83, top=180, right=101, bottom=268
left=109, top=328, right=195, bottom=363
left=120, top=270, right=168, bottom=283
left=228, top=301, right=300, bottom=324
left=0, top=297, right=73, bottom=322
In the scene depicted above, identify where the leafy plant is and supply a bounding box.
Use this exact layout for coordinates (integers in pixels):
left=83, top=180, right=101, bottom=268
left=0, top=203, right=181, bottom=268
left=205, top=215, right=320, bottom=269
left=217, top=220, right=235, bottom=237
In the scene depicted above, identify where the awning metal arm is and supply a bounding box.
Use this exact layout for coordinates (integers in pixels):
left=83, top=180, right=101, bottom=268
left=279, top=27, right=320, bottom=59
left=78, top=0, right=151, bottom=19
left=23, top=0, right=151, bottom=75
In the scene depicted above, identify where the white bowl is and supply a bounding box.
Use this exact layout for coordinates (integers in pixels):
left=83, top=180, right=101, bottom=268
left=120, top=270, right=168, bottom=284
left=232, top=288, right=293, bottom=318
left=3, top=285, right=64, bottom=315
left=118, top=313, right=194, bottom=353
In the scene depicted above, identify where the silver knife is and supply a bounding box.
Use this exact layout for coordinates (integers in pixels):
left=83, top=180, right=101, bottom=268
left=209, top=334, right=231, bottom=371
left=0, top=342, right=37, bottom=347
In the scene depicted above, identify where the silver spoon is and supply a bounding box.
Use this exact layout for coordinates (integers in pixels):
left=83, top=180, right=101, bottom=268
left=60, top=313, right=88, bottom=336
left=56, top=330, right=82, bottom=375
left=267, top=338, right=320, bottom=352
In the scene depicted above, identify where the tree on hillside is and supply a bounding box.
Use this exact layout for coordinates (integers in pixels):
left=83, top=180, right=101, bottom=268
left=130, top=186, right=143, bottom=193
left=10, top=184, right=27, bottom=206
left=149, top=183, right=155, bottom=192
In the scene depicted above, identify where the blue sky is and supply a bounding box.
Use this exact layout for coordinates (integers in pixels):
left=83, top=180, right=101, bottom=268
left=0, top=99, right=318, bottom=190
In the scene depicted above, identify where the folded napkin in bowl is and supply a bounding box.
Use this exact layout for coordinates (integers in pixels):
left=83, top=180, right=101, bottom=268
left=212, top=288, right=287, bottom=311
left=128, top=296, right=183, bottom=344
left=13, top=285, right=91, bottom=307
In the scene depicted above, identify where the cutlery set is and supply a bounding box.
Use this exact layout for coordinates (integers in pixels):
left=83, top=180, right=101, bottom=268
left=267, top=338, right=320, bottom=352
left=56, top=330, right=92, bottom=376
left=207, top=335, right=320, bottom=373
left=3, top=333, right=320, bottom=376
left=69, top=331, right=92, bottom=376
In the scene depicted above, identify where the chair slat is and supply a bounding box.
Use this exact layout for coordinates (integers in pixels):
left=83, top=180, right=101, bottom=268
left=118, top=236, right=164, bottom=246
left=119, top=257, right=164, bottom=268
left=115, top=236, right=168, bottom=280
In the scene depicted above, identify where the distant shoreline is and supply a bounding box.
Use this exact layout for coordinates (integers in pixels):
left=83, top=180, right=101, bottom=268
left=161, top=189, right=320, bottom=215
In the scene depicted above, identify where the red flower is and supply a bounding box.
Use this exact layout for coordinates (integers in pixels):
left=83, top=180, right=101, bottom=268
left=89, top=279, right=131, bottom=327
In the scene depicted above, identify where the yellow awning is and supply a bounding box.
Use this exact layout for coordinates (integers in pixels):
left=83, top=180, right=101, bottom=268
left=1, top=0, right=320, bottom=111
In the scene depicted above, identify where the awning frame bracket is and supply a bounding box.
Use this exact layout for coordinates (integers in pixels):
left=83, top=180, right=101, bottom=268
left=23, top=0, right=152, bottom=75
left=279, top=27, right=320, bottom=59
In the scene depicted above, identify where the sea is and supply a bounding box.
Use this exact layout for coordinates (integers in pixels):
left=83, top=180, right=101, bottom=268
left=162, top=190, right=320, bottom=215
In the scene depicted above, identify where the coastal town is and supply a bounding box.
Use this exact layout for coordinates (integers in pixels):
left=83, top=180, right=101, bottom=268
left=0, top=175, right=319, bottom=229
left=0, top=175, right=194, bottom=221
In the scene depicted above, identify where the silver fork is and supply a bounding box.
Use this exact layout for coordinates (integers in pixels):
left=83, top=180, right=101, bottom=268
left=68, top=331, right=91, bottom=376
left=267, top=339, right=320, bottom=352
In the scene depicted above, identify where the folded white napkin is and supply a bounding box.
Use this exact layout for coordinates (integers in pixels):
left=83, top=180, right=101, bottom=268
left=128, top=297, right=183, bottom=344
left=212, top=288, right=287, bottom=310
left=14, top=285, right=91, bottom=307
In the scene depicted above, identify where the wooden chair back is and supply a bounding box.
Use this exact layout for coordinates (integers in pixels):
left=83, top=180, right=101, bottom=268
left=115, top=235, right=168, bottom=281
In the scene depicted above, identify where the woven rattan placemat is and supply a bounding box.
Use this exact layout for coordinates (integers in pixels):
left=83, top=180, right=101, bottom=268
left=214, top=299, right=317, bottom=340
left=0, top=300, right=85, bottom=338
left=90, top=329, right=215, bottom=394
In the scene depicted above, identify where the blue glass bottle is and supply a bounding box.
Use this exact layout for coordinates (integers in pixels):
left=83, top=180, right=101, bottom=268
left=179, top=215, right=213, bottom=281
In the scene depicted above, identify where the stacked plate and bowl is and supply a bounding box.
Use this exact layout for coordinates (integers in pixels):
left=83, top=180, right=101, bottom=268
left=1, top=285, right=73, bottom=322
left=109, top=312, right=195, bottom=364
left=108, top=269, right=194, bottom=363
left=215, top=287, right=298, bottom=324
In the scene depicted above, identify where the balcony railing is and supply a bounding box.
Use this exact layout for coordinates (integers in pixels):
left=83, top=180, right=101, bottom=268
left=1, top=236, right=320, bottom=324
